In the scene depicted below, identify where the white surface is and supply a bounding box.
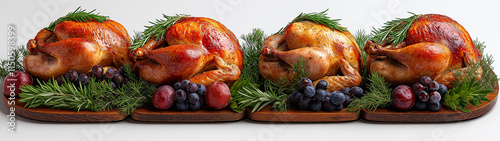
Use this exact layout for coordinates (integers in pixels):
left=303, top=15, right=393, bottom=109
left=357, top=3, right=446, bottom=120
left=1, top=0, right=500, bottom=140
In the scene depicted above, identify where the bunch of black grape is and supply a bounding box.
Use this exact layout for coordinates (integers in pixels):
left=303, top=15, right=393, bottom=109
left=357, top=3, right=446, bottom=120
left=290, top=78, right=361, bottom=112
left=412, top=76, right=448, bottom=112
left=56, top=65, right=128, bottom=89
left=173, top=80, right=207, bottom=111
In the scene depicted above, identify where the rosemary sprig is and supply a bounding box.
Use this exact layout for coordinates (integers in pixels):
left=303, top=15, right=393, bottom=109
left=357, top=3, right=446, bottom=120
left=276, top=9, right=346, bottom=35
left=347, top=72, right=392, bottom=112
left=239, top=28, right=266, bottom=83
left=474, top=39, right=498, bottom=90
left=0, top=45, right=28, bottom=79
left=232, top=80, right=287, bottom=113
left=229, top=29, right=267, bottom=112
left=443, top=64, right=492, bottom=112
left=353, top=30, right=372, bottom=86
left=45, top=6, right=108, bottom=31
left=371, top=12, right=420, bottom=45
left=19, top=64, right=156, bottom=115
left=473, top=38, right=486, bottom=53
left=129, top=14, right=190, bottom=51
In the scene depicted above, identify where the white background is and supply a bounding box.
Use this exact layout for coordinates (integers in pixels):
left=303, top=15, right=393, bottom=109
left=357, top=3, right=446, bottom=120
left=1, top=0, right=500, bottom=140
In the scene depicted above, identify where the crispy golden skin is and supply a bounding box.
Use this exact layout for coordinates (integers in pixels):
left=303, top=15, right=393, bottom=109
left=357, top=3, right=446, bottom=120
left=24, top=19, right=131, bottom=80
left=130, top=17, right=243, bottom=86
left=259, top=21, right=363, bottom=91
left=364, top=14, right=482, bottom=88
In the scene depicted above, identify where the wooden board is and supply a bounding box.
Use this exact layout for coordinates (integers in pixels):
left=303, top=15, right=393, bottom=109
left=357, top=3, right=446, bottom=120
left=362, top=84, right=498, bottom=122
left=3, top=95, right=127, bottom=122
left=247, top=106, right=359, bottom=122
left=130, top=106, right=245, bottom=122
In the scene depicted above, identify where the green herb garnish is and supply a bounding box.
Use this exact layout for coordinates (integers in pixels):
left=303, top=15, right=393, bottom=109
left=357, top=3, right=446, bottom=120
left=45, top=6, right=108, bottom=31
left=0, top=45, right=28, bottom=79
left=353, top=30, right=372, bottom=86
left=371, top=12, right=420, bottom=45
left=19, top=64, right=156, bottom=115
left=129, top=14, right=190, bottom=51
left=276, top=9, right=346, bottom=35
left=347, top=72, right=392, bottom=112
left=443, top=39, right=497, bottom=112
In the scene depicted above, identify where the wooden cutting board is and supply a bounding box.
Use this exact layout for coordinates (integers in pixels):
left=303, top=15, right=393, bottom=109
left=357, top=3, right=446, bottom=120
left=362, top=84, right=498, bottom=122
left=247, top=106, right=359, bottom=122
left=130, top=106, right=245, bottom=122
left=3, top=95, right=126, bottom=122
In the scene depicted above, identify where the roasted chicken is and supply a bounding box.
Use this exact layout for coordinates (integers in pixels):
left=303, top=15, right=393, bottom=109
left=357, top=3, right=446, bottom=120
left=130, top=17, right=243, bottom=86
left=24, top=19, right=132, bottom=81
left=364, top=14, right=482, bottom=88
left=259, top=21, right=363, bottom=91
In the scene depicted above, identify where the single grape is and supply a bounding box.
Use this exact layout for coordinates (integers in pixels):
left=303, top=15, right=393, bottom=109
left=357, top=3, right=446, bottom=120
left=429, top=91, right=441, bottom=104
left=298, top=102, right=309, bottom=110
left=176, top=101, right=188, bottom=111
left=437, top=84, right=448, bottom=96
left=78, top=73, right=90, bottom=86
left=322, top=98, right=335, bottom=111
left=411, top=83, right=425, bottom=94
left=316, top=80, right=328, bottom=90
left=65, top=70, right=79, bottom=83
left=196, top=83, right=206, bottom=96
left=315, top=89, right=327, bottom=101
left=334, top=104, right=344, bottom=111
left=429, top=81, right=439, bottom=91
left=174, top=82, right=182, bottom=90
left=299, top=78, right=313, bottom=89
left=342, top=87, right=351, bottom=96
left=428, top=102, right=441, bottom=112
left=304, top=86, right=316, bottom=97
left=343, top=94, right=351, bottom=107
left=91, top=65, right=103, bottom=79
left=330, top=91, right=346, bottom=105
left=113, top=74, right=124, bottom=85
left=414, top=100, right=427, bottom=111
left=174, top=89, right=187, bottom=102
left=56, top=76, right=65, bottom=85
left=299, top=95, right=312, bottom=105
left=189, top=101, right=202, bottom=111
left=310, top=100, right=322, bottom=112
left=290, top=90, right=303, bottom=105
left=186, top=82, right=198, bottom=93
left=417, top=91, right=429, bottom=102
left=187, top=93, right=200, bottom=104
left=180, top=80, right=190, bottom=90
left=420, top=76, right=432, bottom=86
left=103, top=68, right=115, bottom=80
left=350, top=86, right=364, bottom=98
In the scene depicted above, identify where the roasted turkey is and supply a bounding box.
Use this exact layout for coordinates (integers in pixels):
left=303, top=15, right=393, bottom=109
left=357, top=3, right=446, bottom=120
left=259, top=21, right=363, bottom=91
left=130, top=17, right=243, bottom=86
left=364, top=14, right=482, bottom=88
left=24, top=19, right=132, bottom=81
